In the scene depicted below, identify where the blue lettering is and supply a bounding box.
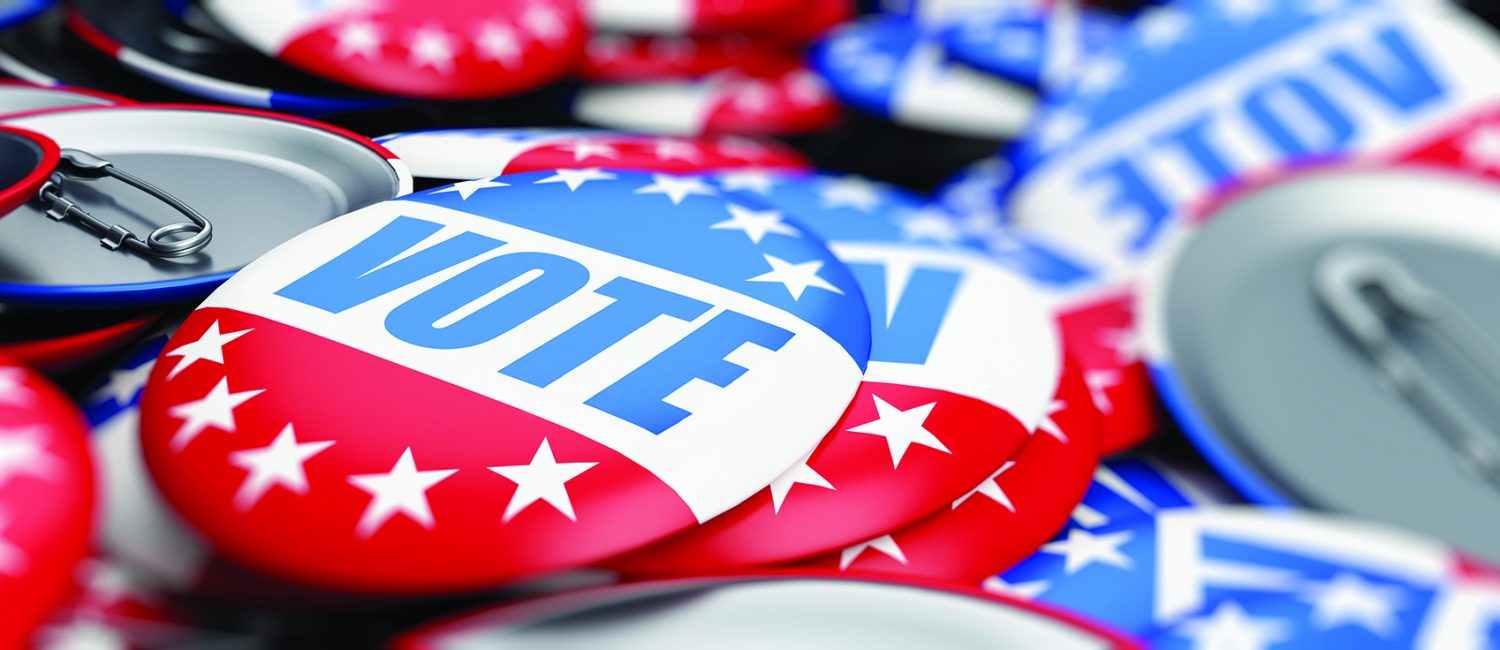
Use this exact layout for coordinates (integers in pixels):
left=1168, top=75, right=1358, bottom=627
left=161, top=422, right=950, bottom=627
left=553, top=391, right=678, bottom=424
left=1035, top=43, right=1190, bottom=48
left=1331, top=27, right=1444, bottom=113
left=386, top=252, right=589, bottom=349
left=587, top=310, right=793, bottom=434
left=502, top=277, right=712, bottom=387
left=848, top=262, right=961, bottom=365
left=1245, top=76, right=1354, bottom=157
left=1157, top=115, right=1235, bottom=186
left=277, top=216, right=504, bottom=313
left=1080, top=157, right=1169, bottom=252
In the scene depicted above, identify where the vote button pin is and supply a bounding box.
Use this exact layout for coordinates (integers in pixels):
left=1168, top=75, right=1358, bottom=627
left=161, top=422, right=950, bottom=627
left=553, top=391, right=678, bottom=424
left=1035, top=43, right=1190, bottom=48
left=137, top=169, right=871, bottom=594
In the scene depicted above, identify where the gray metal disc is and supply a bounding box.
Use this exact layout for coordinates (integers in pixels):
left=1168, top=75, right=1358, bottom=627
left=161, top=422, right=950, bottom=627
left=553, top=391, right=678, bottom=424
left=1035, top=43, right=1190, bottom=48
left=0, top=106, right=401, bottom=306
left=1158, top=166, right=1500, bottom=564
left=0, top=83, right=118, bottom=114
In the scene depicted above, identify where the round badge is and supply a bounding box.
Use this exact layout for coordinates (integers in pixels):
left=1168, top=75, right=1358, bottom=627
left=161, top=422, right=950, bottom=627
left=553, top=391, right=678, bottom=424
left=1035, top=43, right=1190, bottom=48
left=1000, top=506, right=1500, bottom=647
left=375, top=129, right=809, bottom=182
left=0, top=104, right=408, bottom=308
left=0, top=305, right=158, bottom=374
left=810, top=14, right=1035, bottom=138
left=940, top=6, right=1122, bottom=89
left=573, top=58, right=840, bottom=136
left=0, top=124, right=58, bottom=217
left=802, top=356, right=1099, bottom=583
left=0, top=80, right=128, bottom=116
left=1140, top=161, right=1500, bottom=566
left=613, top=173, right=1061, bottom=573
left=0, top=357, right=95, bottom=648
left=138, top=169, right=872, bottom=593
left=394, top=572, right=1142, bottom=649
left=67, top=0, right=396, bottom=113
left=201, top=0, right=584, bottom=101
left=583, top=0, right=802, bottom=35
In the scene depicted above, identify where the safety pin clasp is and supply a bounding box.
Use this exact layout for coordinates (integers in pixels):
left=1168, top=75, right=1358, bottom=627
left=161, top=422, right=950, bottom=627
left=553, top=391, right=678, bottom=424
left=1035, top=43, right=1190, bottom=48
left=34, top=148, right=213, bottom=259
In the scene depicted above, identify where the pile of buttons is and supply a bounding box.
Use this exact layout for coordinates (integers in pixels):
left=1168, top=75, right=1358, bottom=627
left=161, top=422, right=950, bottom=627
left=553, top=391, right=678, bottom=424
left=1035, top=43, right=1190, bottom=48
left=6, top=0, right=1500, bottom=646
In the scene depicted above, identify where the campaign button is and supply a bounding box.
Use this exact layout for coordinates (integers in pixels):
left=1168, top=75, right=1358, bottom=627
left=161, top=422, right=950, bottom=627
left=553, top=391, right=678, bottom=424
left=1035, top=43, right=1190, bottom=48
left=999, top=506, right=1500, bottom=648
left=393, top=572, right=1143, bottom=649
left=0, top=357, right=95, bottom=648
left=612, top=173, right=1061, bottom=572
left=0, top=105, right=409, bottom=308
left=811, top=14, right=1035, bottom=138
left=1139, top=162, right=1500, bottom=566
left=138, top=170, right=871, bottom=593
left=573, top=58, right=840, bottom=136
left=801, top=355, right=1099, bottom=583
left=374, top=129, right=809, bottom=182
left=941, top=6, right=1122, bottom=89
left=200, top=0, right=582, bottom=101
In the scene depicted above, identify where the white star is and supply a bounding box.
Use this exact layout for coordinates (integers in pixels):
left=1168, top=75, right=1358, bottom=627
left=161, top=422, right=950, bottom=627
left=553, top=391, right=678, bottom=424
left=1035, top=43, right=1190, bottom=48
left=1036, top=399, right=1068, bottom=443
left=558, top=140, right=618, bottom=162
left=717, top=170, right=777, bottom=195
left=840, top=534, right=907, bottom=570
left=0, top=426, right=60, bottom=488
left=819, top=176, right=883, bottom=212
left=1218, top=0, right=1271, bottom=24
left=1041, top=527, right=1133, bottom=575
left=1085, top=369, right=1120, bottom=414
left=521, top=3, right=567, bottom=47
left=407, top=25, right=460, bottom=74
left=489, top=438, right=596, bottom=522
left=0, top=367, right=33, bottom=406
left=634, top=174, right=717, bottom=204
left=711, top=204, right=799, bottom=244
left=1462, top=126, right=1500, bottom=172
left=1174, top=601, right=1289, bottom=650
left=982, top=576, right=1051, bottom=600
left=1300, top=572, right=1404, bottom=637
left=953, top=461, right=1014, bottom=511
left=90, top=360, right=154, bottom=406
left=535, top=168, right=616, bottom=191
left=766, top=449, right=834, bottom=513
left=435, top=176, right=509, bottom=200
left=847, top=396, right=948, bottom=468
left=897, top=207, right=964, bottom=244
left=1074, top=57, right=1125, bottom=97
left=334, top=20, right=382, bottom=60
left=168, top=378, right=263, bottom=452
left=1099, top=325, right=1142, bottom=363
left=1138, top=8, right=1191, bottom=51
left=229, top=424, right=335, bottom=512
left=653, top=139, right=702, bottom=163
left=0, top=511, right=27, bottom=577
left=1036, top=109, right=1088, bottom=151
left=348, top=447, right=458, bottom=538
left=475, top=21, right=522, bottom=68
left=747, top=254, right=845, bottom=300
left=163, top=321, right=251, bottom=380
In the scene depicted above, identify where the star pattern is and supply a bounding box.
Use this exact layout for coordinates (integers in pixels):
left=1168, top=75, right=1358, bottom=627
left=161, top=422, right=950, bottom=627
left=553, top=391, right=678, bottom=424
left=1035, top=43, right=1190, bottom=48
left=90, top=360, right=154, bottom=407
left=897, top=207, right=964, bottom=244
left=0, top=511, right=26, bottom=577
left=1074, top=57, right=1125, bottom=98
left=1218, top=0, right=1271, bottom=24
left=0, top=425, right=60, bottom=489
left=747, top=254, right=845, bottom=300
left=558, top=140, right=618, bottom=162
left=1299, top=572, right=1404, bottom=637
left=1138, top=8, right=1191, bottom=51
left=407, top=25, right=460, bottom=74
left=1035, top=399, right=1068, bottom=443
left=229, top=424, right=335, bottom=512
left=0, top=367, right=36, bottom=407
left=847, top=396, right=948, bottom=468
left=435, top=176, right=509, bottom=200
left=535, top=168, right=616, bottom=191
left=348, top=447, right=458, bottom=538
left=953, top=461, right=1015, bottom=511
left=634, top=174, right=717, bottom=204
left=334, top=20, right=382, bottom=59
left=1174, top=601, right=1289, bottom=650
left=711, top=204, right=799, bottom=244
left=766, top=450, right=835, bottom=513
left=717, top=170, right=778, bottom=195
left=475, top=21, right=522, bottom=68
left=488, top=438, right=597, bottom=522
left=168, top=378, right=264, bottom=452
left=1084, top=369, right=1121, bottom=414
left=164, top=321, right=252, bottom=380
left=818, top=176, right=883, bottom=212
left=1036, top=109, right=1089, bottom=151
left=840, top=534, right=907, bottom=570
left=1041, top=527, right=1133, bottom=575
left=654, top=139, right=702, bottom=163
